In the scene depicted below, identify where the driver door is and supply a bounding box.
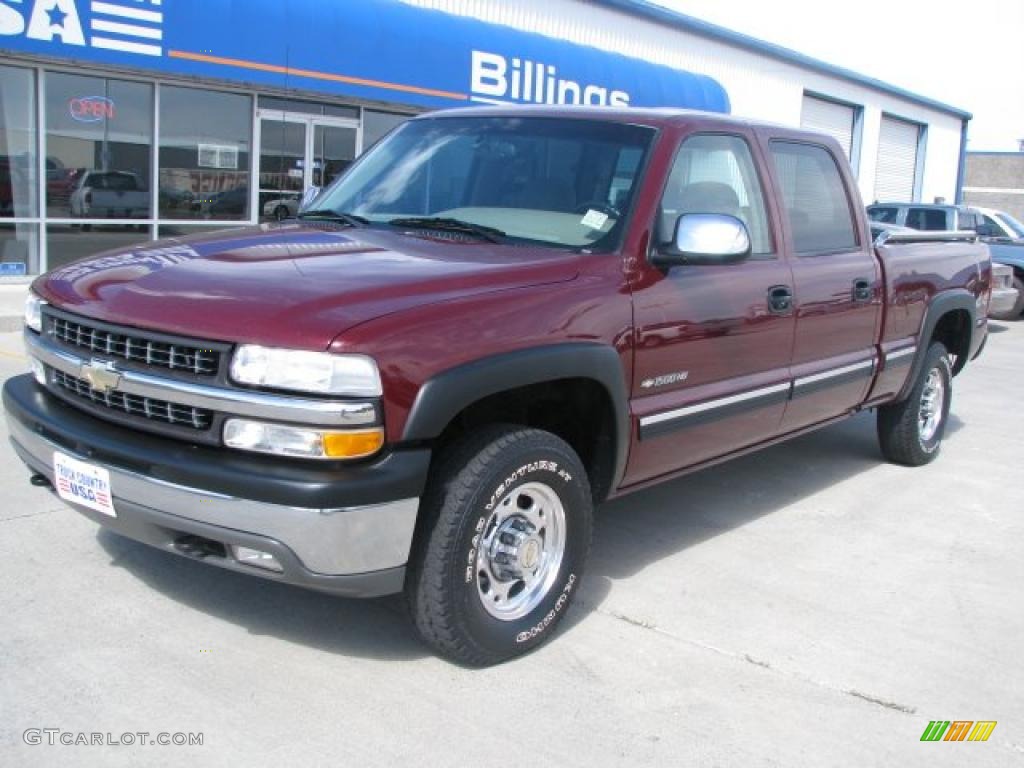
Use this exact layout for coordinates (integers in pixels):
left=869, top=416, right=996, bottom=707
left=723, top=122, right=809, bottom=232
left=625, top=131, right=795, bottom=486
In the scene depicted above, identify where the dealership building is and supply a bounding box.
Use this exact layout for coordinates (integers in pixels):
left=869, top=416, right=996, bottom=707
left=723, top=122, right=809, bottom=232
left=0, top=0, right=971, bottom=277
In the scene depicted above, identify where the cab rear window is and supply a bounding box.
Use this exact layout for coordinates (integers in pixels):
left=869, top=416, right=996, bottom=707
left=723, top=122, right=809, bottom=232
left=906, top=208, right=947, bottom=230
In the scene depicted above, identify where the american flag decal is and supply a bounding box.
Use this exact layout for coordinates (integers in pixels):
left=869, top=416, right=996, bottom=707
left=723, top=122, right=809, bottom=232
left=90, top=1, right=164, bottom=57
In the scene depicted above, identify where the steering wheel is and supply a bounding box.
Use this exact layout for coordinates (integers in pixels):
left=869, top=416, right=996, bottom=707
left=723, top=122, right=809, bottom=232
left=574, top=201, right=621, bottom=219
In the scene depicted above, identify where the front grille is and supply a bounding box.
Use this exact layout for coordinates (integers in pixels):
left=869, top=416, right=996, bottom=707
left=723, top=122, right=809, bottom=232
left=52, top=315, right=220, bottom=376
left=53, top=369, right=214, bottom=430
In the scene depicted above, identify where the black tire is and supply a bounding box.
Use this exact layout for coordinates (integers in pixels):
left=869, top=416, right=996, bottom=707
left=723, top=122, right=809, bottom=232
left=877, top=342, right=953, bottom=466
left=273, top=206, right=288, bottom=221
left=990, top=276, right=1024, bottom=321
left=406, top=425, right=592, bottom=666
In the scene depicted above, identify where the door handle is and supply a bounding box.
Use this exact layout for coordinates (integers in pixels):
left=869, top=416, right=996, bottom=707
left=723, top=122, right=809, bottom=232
left=767, top=285, right=793, bottom=315
left=852, top=278, right=873, bottom=303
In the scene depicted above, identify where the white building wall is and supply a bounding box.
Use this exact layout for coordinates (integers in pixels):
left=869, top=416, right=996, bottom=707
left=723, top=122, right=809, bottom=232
left=403, top=0, right=965, bottom=204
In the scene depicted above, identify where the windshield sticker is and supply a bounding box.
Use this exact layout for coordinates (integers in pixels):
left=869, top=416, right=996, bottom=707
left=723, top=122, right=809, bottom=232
left=581, top=209, right=609, bottom=230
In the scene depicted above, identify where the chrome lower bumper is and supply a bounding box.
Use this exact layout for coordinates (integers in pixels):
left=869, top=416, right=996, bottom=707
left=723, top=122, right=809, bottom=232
left=8, top=415, right=419, bottom=581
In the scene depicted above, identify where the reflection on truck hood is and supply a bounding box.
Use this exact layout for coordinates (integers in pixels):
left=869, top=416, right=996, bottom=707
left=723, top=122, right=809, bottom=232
left=35, top=222, right=583, bottom=350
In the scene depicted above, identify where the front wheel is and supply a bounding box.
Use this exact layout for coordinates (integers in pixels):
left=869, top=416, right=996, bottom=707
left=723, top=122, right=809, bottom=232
left=877, top=342, right=953, bottom=466
left=406, top=426, right=592, bottom=666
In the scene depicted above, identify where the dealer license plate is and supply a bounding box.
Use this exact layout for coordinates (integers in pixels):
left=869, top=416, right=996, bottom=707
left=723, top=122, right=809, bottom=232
left=53, top=451, right=116, bottom=518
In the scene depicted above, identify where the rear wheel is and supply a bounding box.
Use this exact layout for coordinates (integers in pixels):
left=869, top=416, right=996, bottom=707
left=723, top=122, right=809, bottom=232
left=406, top=426, right=592, bottom=666
left=877, top=342, right=953, bottom=466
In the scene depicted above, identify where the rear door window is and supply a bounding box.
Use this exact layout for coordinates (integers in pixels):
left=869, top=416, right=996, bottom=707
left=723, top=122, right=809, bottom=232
left=769, top=141, right=858, bottom=255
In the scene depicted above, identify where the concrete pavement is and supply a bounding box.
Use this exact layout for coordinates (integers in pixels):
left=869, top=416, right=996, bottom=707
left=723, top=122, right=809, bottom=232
left=0, top=284, right=28, bottom=332
left=0, top=322, right=1021, bottom=767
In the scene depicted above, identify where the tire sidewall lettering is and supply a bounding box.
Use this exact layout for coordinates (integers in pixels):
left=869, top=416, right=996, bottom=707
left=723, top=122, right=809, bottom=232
left=516, top=573, right=577, bottom=643
left=484, top=460, right=570, bottom=512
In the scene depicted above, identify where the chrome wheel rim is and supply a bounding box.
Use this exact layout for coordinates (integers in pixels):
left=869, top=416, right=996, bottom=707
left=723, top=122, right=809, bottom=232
left=918, top=367, right=945, bottom=444
left=475, top=481, right=566, bottom=621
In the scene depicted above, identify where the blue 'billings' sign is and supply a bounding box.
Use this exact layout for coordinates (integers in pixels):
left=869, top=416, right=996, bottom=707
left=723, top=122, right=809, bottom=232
left=0, top=0, right=729, bottom=112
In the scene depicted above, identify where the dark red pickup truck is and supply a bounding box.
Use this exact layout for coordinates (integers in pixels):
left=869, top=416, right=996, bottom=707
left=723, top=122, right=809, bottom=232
left=6, top=107, right=992, bottom=665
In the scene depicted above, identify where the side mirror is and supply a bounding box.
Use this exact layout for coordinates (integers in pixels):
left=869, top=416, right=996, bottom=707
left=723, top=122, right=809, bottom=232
left=654, top=214, right=752, bottom=267
left=298, top=186, right=322, bottom=213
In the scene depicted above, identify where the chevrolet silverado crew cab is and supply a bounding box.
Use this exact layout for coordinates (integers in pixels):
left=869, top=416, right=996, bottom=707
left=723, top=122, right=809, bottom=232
left=6, top=107, right=992, bottom=665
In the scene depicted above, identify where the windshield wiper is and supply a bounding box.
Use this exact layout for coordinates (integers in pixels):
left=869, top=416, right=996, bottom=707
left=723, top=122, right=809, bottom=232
left=297, top=209, right=368, bottom=227
left=387, top=217, right=506, bottom=243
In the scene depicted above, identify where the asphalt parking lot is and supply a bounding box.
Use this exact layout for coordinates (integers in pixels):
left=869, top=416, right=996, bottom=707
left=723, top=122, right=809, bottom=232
left=0, top=322, right=1021, bottom=767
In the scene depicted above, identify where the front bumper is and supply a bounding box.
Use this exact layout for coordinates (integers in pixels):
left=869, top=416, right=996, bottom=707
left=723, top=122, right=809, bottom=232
left=4, top=374, right=430, bottom=597
left=990, top=286, right=1020, bottom=316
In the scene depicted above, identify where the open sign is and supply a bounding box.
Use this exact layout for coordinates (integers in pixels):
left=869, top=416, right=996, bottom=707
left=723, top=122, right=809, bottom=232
left=69, top=96, right=116, bottom=123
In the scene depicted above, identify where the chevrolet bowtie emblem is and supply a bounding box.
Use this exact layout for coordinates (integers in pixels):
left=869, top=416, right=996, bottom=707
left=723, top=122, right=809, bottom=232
left=81, top=360, right=121, bottom=394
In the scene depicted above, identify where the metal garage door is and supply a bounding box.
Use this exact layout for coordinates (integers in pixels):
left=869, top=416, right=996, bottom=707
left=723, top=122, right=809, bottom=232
left=874, top=115, right=921, bottom=202
left=801, top=94, right=855, bottom=159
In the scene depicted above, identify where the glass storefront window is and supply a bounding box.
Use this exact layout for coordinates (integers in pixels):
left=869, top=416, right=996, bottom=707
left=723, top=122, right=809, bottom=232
left=47, top=224, right=151, bottom=271
left=45, top=73, right=153, bottom=219
left=0, top=65, right=38, bottom=218
left=1, top=224, right=39, bottom=276
left=363, top=110, right=409, bottom=150
left=159, top=86, right=252, bottom=221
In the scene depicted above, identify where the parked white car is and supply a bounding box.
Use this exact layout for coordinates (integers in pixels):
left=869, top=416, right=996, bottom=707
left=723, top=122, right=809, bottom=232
left=262, top=196, right=300, bottom=221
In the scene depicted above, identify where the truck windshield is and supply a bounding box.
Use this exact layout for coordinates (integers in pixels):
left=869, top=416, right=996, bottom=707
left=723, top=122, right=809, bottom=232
left=313, top=116, right=655, bottom=250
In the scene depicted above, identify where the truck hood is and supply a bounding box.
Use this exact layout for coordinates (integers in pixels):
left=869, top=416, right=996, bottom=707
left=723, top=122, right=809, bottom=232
left=35, top=222, right=583, bottom=349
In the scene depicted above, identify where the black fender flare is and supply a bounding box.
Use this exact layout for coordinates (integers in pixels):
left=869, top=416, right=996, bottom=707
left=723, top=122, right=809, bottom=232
left=402, top=343, right=630, bottom=491
left=899, top=289, right=976, bottom=401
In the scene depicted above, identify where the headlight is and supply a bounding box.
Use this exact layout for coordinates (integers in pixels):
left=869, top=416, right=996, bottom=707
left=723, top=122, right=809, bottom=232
left=229, top=345, right=382, bottom=397
left=223, top=419, right=385, bottom=460
left=24, top=293, right=44, bottom=333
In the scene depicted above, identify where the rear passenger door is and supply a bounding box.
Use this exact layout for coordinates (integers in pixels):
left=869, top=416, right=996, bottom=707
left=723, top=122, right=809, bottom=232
left=765, top=139, right=881, bottom=432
